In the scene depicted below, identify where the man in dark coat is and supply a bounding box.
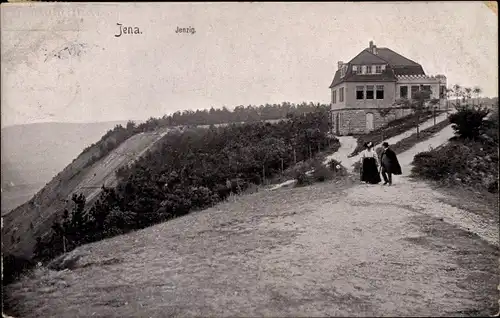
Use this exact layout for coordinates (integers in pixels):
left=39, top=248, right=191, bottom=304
left=380, top=142, right=402, bottom=185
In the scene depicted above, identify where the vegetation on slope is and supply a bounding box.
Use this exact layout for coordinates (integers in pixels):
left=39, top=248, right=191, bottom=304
left=22, top=107, right=339, bottom=268
left=412, top=103, right=499, bottom=194
left=80, top=102, right=330, bottom=168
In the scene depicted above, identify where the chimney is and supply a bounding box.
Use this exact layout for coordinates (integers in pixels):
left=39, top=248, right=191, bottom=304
left=369, top=41, right=374, bottom=50
left=372, top=45, right=377, bottom=55
left=338, top=61, right=344, bottom=70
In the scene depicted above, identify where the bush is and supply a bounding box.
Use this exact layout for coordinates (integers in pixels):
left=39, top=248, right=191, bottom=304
left=411, top=143, right=470, bottom=181
left=411, top=138, right=498, bottom=193
left=449, top=104, right=490, bottom=140
left=293, top=162, right=313, bottom=187
left=312, top=162, right=333, bottom=182
left=326, top=158, right=348, bottom=177
left=294, top=170, right=311, bottom=186
left=487, top=180, right=498, bottom=193
left=2, top=254, right=35, bottom=286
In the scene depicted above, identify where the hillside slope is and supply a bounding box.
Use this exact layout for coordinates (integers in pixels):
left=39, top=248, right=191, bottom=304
left=2, top=128, right=171, bottom=259
left=5, top=128, right=498, bottom=317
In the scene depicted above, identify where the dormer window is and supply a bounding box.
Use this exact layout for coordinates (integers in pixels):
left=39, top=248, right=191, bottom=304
left=362, top=65, right=366, bottom=74
left=375, top=65, right=382, bottom=73
left=366, top=66, right=372, bottom=74
left=356, top=66, right=362, bottom=75
left=352, top=65, right=357, bottom=73
left=340, top=64, right=347, bottom=78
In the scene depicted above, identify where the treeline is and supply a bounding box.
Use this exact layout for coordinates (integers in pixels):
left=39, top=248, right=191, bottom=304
left=141, top=102, right=330, bottom=128
left=80, top=102, right=330, bottom=168
left=34, top=107, right=339, bottom=262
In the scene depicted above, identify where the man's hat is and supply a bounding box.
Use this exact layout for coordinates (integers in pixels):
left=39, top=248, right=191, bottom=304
left=382, top=142, right=389, bottom=147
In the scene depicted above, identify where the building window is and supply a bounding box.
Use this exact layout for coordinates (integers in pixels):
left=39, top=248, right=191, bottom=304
left=375, top=65, right=382, bottom=73
left=352, top=65, right=357, bottom=73
left=422, top=85, right=432, bottom=94
left=356, top=86, right=364, bottom=100
left=376, top=85, right=384, bottom=99
left=366, top=85, right=374, bottom=99
left=366, top=65, right=372, bottom=74
left=332, top=90, right=337, bottom=104
left=411, top=85, right=420, bottom=98
left=400, top=86, right=408, bottom=99
left=356, top=66, right=362, bottom=75
left=339, top=87, right=344, bottom=102
left=381, top=65, right=386, bottom=71
left=362, top=65, right=366, bottom=74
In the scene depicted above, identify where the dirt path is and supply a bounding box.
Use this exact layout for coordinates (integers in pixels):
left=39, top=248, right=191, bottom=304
left=5, top=122, right=499, bottom=317
left=331, top=112, right=451, bottom=172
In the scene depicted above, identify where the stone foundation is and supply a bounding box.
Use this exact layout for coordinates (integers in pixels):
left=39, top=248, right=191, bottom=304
left=331, top=107, right=413, bottom=135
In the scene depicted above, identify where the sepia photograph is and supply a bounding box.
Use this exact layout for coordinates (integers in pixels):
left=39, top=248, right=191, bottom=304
left=1, top=1, right=498, bottom=317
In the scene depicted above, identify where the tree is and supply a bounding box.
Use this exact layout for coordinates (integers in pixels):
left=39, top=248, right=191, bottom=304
left=464, top=87, right=472, bottom=106
left=449, top=104, right=490, bottom=140
left=394, top=85, right=439, bottom=139
left=126, top=120, right=136, bottom=131
left=473, top=86, right=482, bottom=106
left=452, top=84, right=463, bottom=107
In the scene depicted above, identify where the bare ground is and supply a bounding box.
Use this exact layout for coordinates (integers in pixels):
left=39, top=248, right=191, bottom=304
left=4, top=171, right=499, bottom=317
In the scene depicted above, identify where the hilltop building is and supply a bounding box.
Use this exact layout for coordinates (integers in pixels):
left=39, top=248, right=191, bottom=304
left=329, top=41, right=447, bottom=135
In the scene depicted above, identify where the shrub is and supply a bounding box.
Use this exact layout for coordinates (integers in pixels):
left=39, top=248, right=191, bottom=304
left=294, top=169, right=311, bottom=186
left=449, top=104, right=490, bottom=140
left=482, top=108, right=499, bottom=145
left=312, top=162, right=333, bottom=182
left=411, top=137, right=498, bottom=192
left=411, top=143, right=470, bottom=181
left=487, top=180, right=498, bottom=193
left=326, top=158, right=347, bottom=177
left=293, top=162, right=313, bottom=186
left=2, top=254, right=35, bottom=286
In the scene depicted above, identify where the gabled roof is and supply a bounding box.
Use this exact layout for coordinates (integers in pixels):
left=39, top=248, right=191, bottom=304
left=329, top=63, right=397, bottom=88
left=329, top=44, right=426, bottom=88
left=349, top=50, right=387, bottom=65
left=374, top=48, right=421, bottom=66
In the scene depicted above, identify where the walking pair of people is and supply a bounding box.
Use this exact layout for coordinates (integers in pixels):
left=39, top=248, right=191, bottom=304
left=360, top=141, right=402, bottom=185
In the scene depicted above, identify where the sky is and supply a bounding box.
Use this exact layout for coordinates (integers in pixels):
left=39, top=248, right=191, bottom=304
left=1, top=2, right=497, bottom=128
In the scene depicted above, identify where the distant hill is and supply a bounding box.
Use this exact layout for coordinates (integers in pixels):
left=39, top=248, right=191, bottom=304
left=1, top=121, right=132, bottom=212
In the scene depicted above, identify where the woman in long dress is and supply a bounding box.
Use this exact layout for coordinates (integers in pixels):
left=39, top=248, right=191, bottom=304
left=360, top=141, right=382, bottom=184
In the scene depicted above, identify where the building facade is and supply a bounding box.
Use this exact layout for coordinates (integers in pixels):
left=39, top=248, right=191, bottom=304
left=329, top=41, right=447, bottom=135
